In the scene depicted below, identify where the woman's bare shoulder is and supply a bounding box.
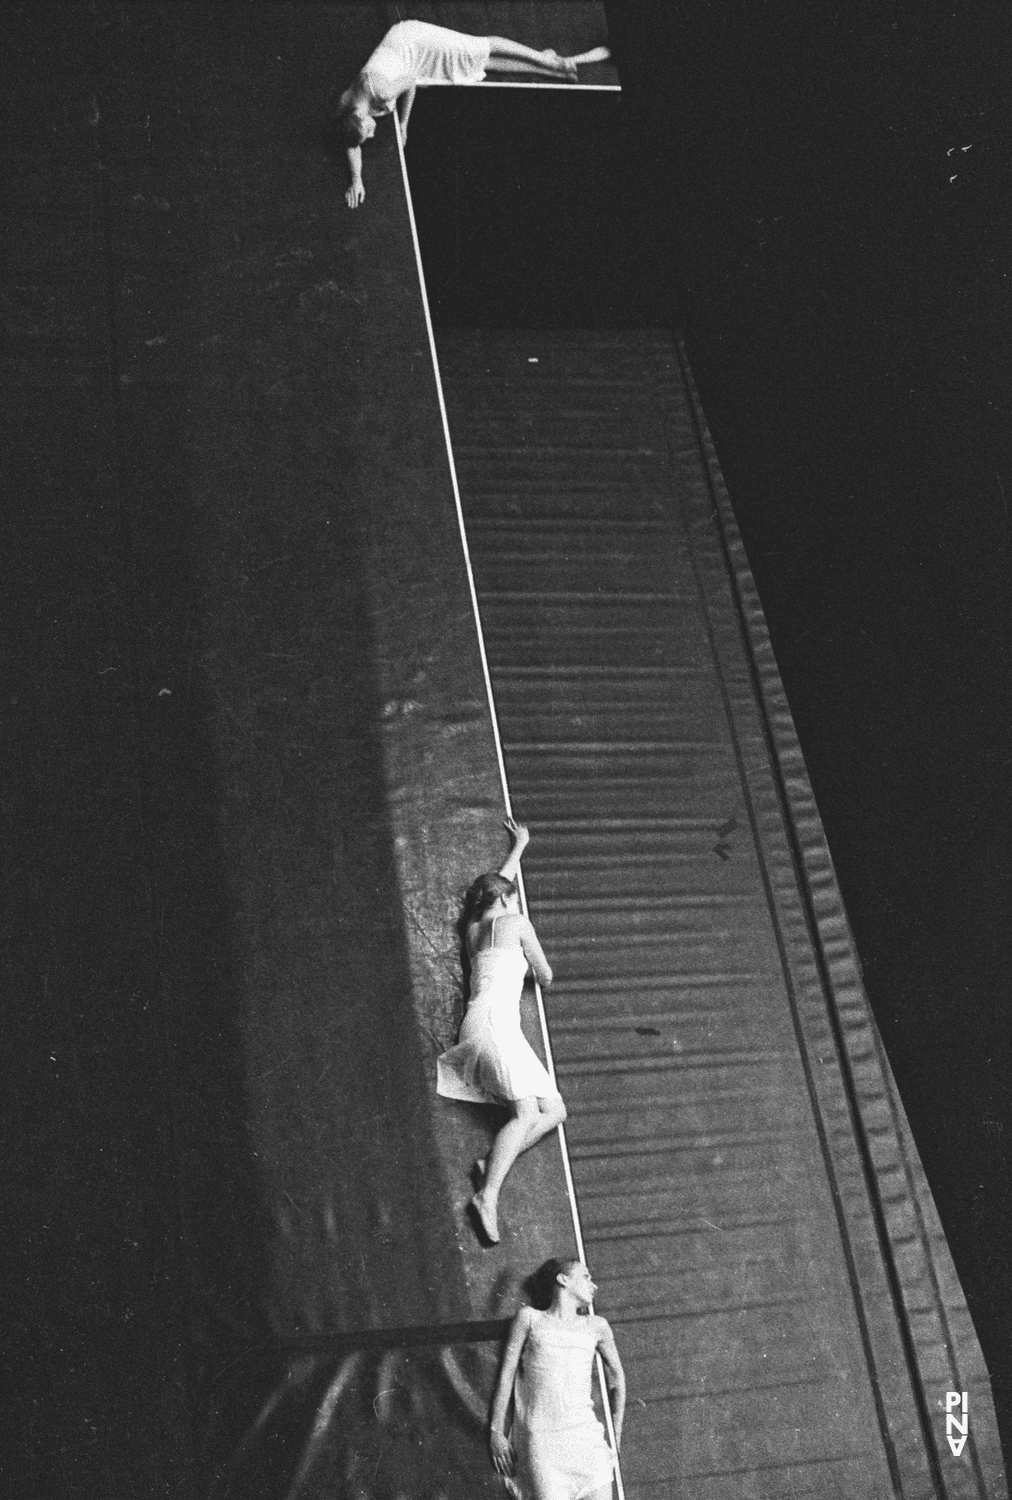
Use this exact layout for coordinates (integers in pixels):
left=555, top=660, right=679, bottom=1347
left=591, top=1313, right=619, bottom=1347
left=469, top=912, right=522, bottom=951
left=499, top=912, right=530, bottom=932
left=503, top=913, right=538, bottom=947
left=510, top=1303, right=536, bottom=1336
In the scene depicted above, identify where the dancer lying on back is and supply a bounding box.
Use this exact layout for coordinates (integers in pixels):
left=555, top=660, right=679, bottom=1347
left=490, top=1258, right=626, bottom=1500
left=436, top=817, right=564, bottom=1244
left=331, top=20, right=612, bottom=206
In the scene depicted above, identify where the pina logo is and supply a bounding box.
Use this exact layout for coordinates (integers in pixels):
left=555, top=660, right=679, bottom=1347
left=945, top=1391, right=968, bottom=1456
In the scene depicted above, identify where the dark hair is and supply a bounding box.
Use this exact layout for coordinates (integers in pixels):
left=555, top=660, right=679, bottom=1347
left=325, top=89, right=365, bottom=145
left=462, top=872, right=516, bottom=929
left=341, top=113, right=367, bottom=145
left=524, top=1257, right=581, bottom=1310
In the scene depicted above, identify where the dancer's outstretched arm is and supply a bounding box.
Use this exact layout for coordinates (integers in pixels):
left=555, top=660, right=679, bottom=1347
left=489, top=1307, right=532, bottom=1474
left=596, top=1318, right=627, bottom=1448
left=497, top=817, right=530, bottom=882
left=345, top=145, right=365, bottom=208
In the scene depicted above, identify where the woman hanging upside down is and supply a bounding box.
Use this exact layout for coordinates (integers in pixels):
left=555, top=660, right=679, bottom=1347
left=436, top=818, right=564, bottom=1244
left=332, top=20, right=612, bottom=207
left=490, top=1258, right=626, bottom=1500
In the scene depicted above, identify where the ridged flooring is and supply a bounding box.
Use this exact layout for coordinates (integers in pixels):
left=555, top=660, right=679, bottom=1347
left=440, top=330, right=899, bottom=1498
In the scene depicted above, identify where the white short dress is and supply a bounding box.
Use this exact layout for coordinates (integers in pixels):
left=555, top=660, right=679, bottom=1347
left=436, top=920, right=560, bottom=1104
left=360, top=21, right=491, bottom=115
left=513, top=1310, right=616, bottom=1500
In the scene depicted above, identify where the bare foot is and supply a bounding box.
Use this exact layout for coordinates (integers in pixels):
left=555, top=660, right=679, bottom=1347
left=470, top=1190, right=500, bottom=1244
left=567, top=46, right=612, bottom=67
left=541, top=48, right=577, bottom=80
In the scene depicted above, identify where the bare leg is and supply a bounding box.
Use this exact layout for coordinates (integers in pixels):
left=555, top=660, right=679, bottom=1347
left=486, top=37, right=578, bottom=80
left=520, top=1096, right=567, bottom=1153
left=471, top=1098, right=566, bottom=1243
left=482, top=57, right=568, bottom=77
left=475, top=1099, right=564, bottom=1180
left=472, top=1097, right=540, bottom=1241
left=565, top=45, right=612, bottom=66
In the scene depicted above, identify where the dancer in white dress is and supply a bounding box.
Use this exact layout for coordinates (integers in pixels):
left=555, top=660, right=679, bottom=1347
left=332, top=20, right=612, bottom=207
left=490, top=1259, right=626, bottom=1500
left=436, top=818, right=565, bottom=1243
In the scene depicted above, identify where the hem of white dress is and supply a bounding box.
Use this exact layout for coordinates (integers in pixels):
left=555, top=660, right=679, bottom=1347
left=436, top=1078, right=562, bottom=1105
left=574, top=1465, right=616, bottom=1500
left=435, top=1079, right=497, bottom=1105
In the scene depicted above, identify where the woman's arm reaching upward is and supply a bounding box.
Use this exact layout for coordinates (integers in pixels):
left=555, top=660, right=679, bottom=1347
left=497, top=816, right=530, bottom=883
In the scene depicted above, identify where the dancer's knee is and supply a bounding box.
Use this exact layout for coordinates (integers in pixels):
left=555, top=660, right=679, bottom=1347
left=515, top=1095, right=540, bottom=1123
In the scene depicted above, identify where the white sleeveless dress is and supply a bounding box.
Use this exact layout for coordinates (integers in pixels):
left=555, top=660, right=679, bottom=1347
left=513, top=1311, right=616, bottom=1500
left=436, top=920, right=560, bottom=1104
left=361, top=21, right=491, bottom=115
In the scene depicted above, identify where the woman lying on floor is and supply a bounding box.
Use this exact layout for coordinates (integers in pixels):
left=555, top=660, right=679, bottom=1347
left=490, top=1257, right=626, bottom=1500
left=436, top=818, right=563, bottom=1245
left=332, top=20, right=611, bottom=207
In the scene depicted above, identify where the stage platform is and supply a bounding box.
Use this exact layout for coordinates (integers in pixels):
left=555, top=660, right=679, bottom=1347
left=0, top=5, right=1003, bottom=1498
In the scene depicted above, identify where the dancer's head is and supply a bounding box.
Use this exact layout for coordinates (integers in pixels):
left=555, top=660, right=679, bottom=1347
left=346, top=109, right=376, bottom=144
left=463, top=872, right=518, bottom=926
left=329, top=90, right=376, bottom=145
left=526, top=1257, right=596, bottom=1310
